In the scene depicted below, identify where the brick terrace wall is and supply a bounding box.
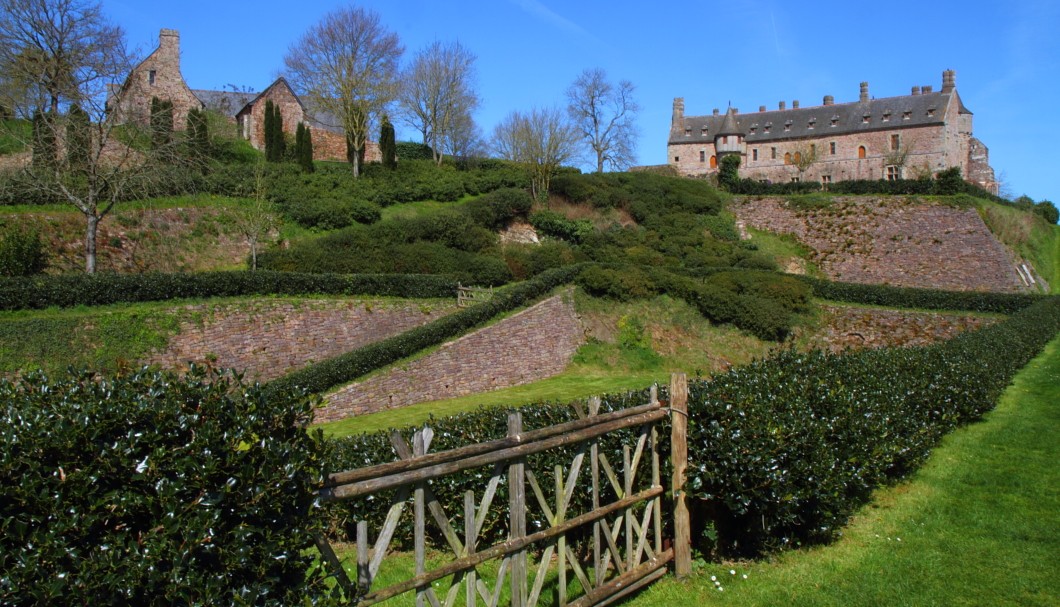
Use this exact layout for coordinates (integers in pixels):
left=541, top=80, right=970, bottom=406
left=805, top=304, right=998, bottom=352
left=145, top=298, right=455, bottom=383
left=316, top=292, right=583, bottom=422
left=311, top=130, right=381, bottom=163
left=732, top=197, right=1027, bottom=292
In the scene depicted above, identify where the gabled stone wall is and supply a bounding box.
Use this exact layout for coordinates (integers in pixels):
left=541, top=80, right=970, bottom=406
left=112, top=29, right=203, bottom=130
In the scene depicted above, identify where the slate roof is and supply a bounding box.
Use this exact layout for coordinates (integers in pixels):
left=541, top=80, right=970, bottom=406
left=670, top=90, right=965, bottom=145
left=192, top=89, right=257, bottom=118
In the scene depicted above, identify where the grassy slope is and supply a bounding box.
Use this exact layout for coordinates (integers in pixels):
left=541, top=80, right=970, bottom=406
left=629, top=335, right=1060, bottom=606
left=977, top=200, right=1059, bottom=292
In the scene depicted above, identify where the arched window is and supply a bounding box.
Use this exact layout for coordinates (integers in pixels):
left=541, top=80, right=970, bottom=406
left=784, top=152, right=792, bottom=164
left=793, top=152, right=802, bottom=164
left=858, top=145, right=867, bottom=159
left=709, top=155, right=717, bottom=168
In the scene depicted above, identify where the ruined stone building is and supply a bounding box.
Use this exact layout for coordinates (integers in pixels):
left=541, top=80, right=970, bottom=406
left=109, top=29, right=379, bottom=163
left=667, top=70, right=996, bottom=192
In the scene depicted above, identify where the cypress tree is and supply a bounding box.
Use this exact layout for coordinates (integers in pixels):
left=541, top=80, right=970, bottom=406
left=380, top=115, right=396, bottom=170
left=263, top=100, right=275, bottom=161
left=150, top=97, right=173, bottom=149
left=273, top=103, right=285, bottom=161
left=66, top=104, right=91, bottom=171
left=295, top=122, right=314, bottom=173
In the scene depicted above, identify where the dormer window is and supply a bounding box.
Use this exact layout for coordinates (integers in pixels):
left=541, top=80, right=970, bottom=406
left=926, top=108, right=935, bottom=117
left=831, top=115, right=839, bottom=127
left=903, top=110, right=912, bottom=120
left=701, top=127, right=707, bottom=136
left=684, top=128, right=691, bottom=136
left=784, top=119, right=793, bottom=132
left=882, top=111, right=892, bottom=122
left=862, top=114, right=870, bottom=123
left=764, top=122, right=771, bottom=134
left=749, top=126, right=757, bottom=135
left=808, top=117, right=816, bottom=129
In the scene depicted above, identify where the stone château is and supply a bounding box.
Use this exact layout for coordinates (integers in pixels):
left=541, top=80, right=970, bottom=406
left=668, top=70, right=996, bottom=192
left=109, top=28, right=379, bottom=163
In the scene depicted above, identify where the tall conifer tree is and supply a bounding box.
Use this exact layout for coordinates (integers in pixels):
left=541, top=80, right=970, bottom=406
left=380, top=115, right=396, bottom=169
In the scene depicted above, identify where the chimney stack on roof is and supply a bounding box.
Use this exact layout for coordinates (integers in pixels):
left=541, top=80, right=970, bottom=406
left=671, top=97, right=685, bottom=126
left=712, top=108, right=719, bottom=116
left=823, top=95, right=834, bottom=105
left=912, top=85, right=921, bottom=95
left=759, top=105, right=766, bottom=112
left=792, top=100, right=800, bottom=109
left=779, top=101, right=786, bottom=110
left=922, top=85, right=933, bottom=93
left=942, top=69, right=956, bottom=93
left=859, top=81, right=869, bottom=102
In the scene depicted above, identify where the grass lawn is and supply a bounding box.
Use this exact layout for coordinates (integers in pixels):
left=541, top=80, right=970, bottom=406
left=627, top=335, right=1060, bottom=606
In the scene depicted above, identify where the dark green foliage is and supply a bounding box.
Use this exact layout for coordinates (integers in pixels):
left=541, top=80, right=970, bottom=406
left=685, top=295, right=1060, bottom=557
left=1033, top=200, right=1058, bottom=225
left=380, top=116, right=396, bottom=170
left=395, top=140, right=434, bottom=160
left=0, top=228, right=47, bottom=277
left=0, top=103, right=10, bottom=120
left=725, top=178, right=823, bottom=195
left=284, top=197, right=381, bottom=230
left=65, top=104, right=91, bottom=170
left=463, top=188, right=533, bottom=230
left=294, top=122, right=314, bottom=173
left=185, top=108, right=209, bottom=162
left=31, top=111, right=56, bottom=170
left=0, top=367, right=341, bottom=605
left=149, top=97, right=173, bottom=149
left=263, top=100, right=285, bottom=163
left=503, top=241, right=582, bottom=280
left=934, top=166, right=963, bottom=195
left=0, top=271, right=458, bottom=311
left=530, top=210, right=594, bottom=243
left=798, top=276, right=1039, bottom=314
left=265, top=264, right=583, bottom=398
left=718, top=154, right=741, bottom=191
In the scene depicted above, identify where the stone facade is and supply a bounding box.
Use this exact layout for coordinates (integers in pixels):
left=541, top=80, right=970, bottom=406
left=315, top=292, right=584, bottom=422
left=144, top=299, right=455, bottom=383
left=110, top=29, right=203, bottom=130
left=111, top=28, right=380, bottom=163
left=669, top=71, right=997, bottom=193
left=732, top=197, right=1028, bottom=292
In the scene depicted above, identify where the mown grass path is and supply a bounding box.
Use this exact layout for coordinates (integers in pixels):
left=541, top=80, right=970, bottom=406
left=628, top=335, right=1060, bottom=606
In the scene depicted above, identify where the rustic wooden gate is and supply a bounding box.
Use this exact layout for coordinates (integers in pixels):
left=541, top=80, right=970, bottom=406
left=316, top=374, right=691, bottom=607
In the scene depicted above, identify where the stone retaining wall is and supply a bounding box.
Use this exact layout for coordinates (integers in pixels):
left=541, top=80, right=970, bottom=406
left=316, top=292, right=583, bottom=422
left=733, top=197, right=1027, bottom=292
left=145, top=299, right=454, bottom=382
left=806, top=304, right=997, bottom=352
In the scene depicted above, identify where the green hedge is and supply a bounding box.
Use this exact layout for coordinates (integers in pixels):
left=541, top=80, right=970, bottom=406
left=265, top=265, right=584, bottom=399
left=685, top=295, right=1060, bottom=557
left=0, top=271, right=458, bottom=311
left=0, top=367, right=341, bottom=605
left=798, top=276, right=1040, bottom=314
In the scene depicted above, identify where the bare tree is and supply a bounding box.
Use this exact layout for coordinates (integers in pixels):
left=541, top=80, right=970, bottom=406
left=492, top=107, right=580, bottom=201
left=283, top=6, right=403, bottom=178
left=565, top=68, right=639, bottom=173
left=234, top=163, right=280, bottom=271
left=398, top=40, right=479, bottom=165
left=0, top=0, right=178, bottom=273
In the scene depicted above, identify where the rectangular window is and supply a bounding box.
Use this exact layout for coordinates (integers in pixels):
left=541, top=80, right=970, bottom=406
left=771, top=147, right=777, bottom=160
left=822, top=175, right=833, bottom=184
left=891, top=134, right=900, bottom=150
left=886, top=166, right=901, bottom=181
left=791, top=176, right=800, bottom=183
left=810, top=144, right=817, bottom=156
left=674, top=156, right=680, bottom=162
left=722, top=136, right=729, bottom=144
left=699, top=150, right=706, bottom=162
left=752, top=148, right=759, bottom=161
left=149, top=70, right=156, bottom=85
left=684, top=128, right=691, bottom=136
left=830, top=141, right=836, bottom=155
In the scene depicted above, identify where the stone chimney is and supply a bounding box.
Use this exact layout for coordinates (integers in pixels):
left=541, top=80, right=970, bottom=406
left=712, top=108, right=719, bottom=116
left=912, top=85, right=921, bottom=95
left=792, top=100, right=800, bottom=109
left=823, top=95, right=834, bottom=105
left=159, top=29, right=180, bottom=65
left=759, top=105, right=766, bottom=112
left=779, top=101, right=786, bottom=110
left=922, top=85, right=933, bottom=93
left=942, top=69, right=956, bottom=93
left=672, top=97, right=685, bottom=126
left=859, top=81, right=869, bottom=102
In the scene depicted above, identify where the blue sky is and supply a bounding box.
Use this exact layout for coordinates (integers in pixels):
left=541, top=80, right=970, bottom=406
left=107, top=0, right=1058, bottom=203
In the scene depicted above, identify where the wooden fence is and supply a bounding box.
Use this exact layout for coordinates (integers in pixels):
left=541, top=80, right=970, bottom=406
left=457, top=285, right=494, bottom=308
left=316, top=373, right=692, bottom=607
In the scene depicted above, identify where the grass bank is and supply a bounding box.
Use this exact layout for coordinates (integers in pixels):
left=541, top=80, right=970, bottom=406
left=629, top=335, right=1060, bottom=606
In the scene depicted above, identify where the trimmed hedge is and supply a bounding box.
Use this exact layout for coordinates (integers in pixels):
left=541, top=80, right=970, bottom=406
left=0, top=367, right=341, bottom=605
left=265, top=265, right=584, bottom=398
left=685, top=295, right=1060, bottom=556
left=798, top=276, right=1040, bottom=314
left=0, top=271, right=458, bottom=311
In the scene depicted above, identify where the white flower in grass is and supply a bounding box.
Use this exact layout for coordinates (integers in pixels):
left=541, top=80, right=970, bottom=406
left=711, top=575, right=717, bottom=581
left=742, top=574, right=748, bottom=579
left=730, top=569, right=736, bottom=575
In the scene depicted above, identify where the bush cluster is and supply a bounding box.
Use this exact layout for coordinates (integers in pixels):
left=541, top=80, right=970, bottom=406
left=684, top=295, right=1060, bottom=556
left=0, top=271, right=458, bottom=311
left=0, top=367, right=340, bottom=605
left=797, top=276, right=1040, bottom=314
left=0, top=228, right=47, bottom=277
left=264, top=265, right=583, bottom=399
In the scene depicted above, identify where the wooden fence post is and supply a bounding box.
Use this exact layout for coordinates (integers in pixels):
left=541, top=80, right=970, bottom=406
left=670, top=373, right=692, bottom=578
left=508, top=412, right=527, bottom=607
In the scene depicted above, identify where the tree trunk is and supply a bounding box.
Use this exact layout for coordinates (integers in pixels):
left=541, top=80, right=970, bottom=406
left=351, top=151, right=361, bottom=178
left=85, top=214, right=99, bottom=274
